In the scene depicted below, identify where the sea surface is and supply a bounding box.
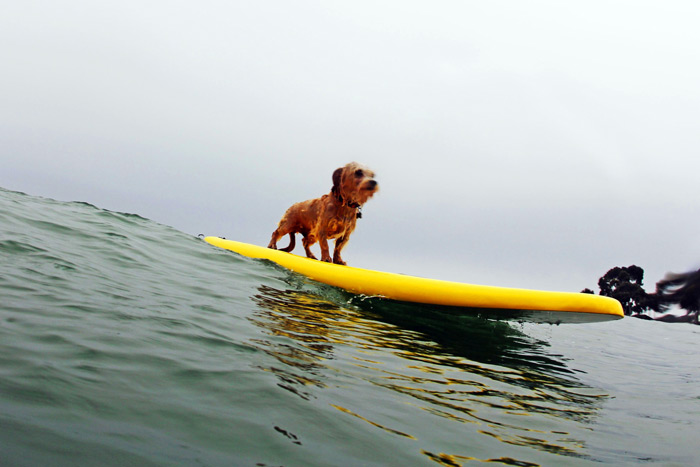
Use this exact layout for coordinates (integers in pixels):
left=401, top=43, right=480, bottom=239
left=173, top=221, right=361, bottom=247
left=1, top=187, right=698, bottom=466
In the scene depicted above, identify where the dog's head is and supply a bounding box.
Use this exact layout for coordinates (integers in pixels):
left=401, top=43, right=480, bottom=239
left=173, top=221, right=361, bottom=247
left=332, top=162, right=378, bottom=206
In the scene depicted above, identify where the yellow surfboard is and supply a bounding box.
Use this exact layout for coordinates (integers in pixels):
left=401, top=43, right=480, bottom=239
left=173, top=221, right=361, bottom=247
left=204, top=237, right=623, bottom=324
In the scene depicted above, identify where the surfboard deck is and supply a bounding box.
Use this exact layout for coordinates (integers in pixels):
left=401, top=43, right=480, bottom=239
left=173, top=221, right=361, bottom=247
left=203, top=237, right=623, bottom=324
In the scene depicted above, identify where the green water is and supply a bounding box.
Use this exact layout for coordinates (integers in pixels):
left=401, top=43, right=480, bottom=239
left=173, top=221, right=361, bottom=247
left=1, top=187, right=698, bottom=466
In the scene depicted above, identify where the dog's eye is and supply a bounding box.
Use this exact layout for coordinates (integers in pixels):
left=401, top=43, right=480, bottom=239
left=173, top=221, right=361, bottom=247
left=355, top=169, right=364, bottom=177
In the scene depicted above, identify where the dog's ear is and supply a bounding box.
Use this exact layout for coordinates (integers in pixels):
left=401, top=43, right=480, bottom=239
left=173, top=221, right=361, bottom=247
left=331, top=167, right=343, bottom=196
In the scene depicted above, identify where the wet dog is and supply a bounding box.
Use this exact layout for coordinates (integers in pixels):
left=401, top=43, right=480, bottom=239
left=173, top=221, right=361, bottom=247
left=267, top=162, right=378, bottom=265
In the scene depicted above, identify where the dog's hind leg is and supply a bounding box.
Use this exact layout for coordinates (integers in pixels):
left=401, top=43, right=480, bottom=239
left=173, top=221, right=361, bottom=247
left=332, top=235, right=350, bottom=265
left=302, top=235, right=318, bottom=260
left=269, top=227, right=296, bottom=252
left=268, top=228, right=284, bottom=250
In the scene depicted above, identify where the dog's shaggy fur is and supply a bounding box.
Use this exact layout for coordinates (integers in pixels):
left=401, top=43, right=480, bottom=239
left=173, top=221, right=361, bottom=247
left=267, top=162, right=378, bottom=265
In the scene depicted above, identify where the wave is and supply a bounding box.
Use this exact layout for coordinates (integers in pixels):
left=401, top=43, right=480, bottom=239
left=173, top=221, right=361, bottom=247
left=5, top=187, right=673, bottom=465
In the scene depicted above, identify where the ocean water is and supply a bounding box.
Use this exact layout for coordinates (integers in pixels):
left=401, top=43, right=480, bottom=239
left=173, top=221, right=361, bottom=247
left=1, top=187, right=698, bottom=467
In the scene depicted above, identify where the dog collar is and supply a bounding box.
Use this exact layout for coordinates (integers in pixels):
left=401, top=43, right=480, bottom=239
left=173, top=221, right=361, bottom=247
left=333, top=190, right=362, bottom=217
left=334, top=191, right=359, bottom=208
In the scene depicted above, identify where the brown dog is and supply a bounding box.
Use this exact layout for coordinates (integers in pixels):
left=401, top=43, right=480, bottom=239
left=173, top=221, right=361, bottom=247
left=267, top=162, right=378, bottom=265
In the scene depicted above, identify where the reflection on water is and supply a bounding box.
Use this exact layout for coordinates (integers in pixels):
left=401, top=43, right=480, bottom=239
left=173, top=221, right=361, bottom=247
left=250, top=282, right=607, bottom=464
left=347, top=294, right=576, bottom=374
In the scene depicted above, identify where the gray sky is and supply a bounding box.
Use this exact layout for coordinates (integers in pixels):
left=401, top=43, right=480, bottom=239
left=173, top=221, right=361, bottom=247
left=2, top=1, right=699, bottom=292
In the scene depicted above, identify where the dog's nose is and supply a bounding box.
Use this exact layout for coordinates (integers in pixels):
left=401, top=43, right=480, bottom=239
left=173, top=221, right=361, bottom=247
left=368, top=180, right=378, bottom=189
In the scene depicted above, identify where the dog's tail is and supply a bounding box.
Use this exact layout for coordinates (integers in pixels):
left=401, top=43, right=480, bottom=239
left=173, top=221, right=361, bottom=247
left=279, top=233, right=296, bottom=252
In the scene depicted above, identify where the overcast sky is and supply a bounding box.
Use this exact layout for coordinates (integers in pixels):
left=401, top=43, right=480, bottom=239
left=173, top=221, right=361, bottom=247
left=2, top=1, right=699, bottom=292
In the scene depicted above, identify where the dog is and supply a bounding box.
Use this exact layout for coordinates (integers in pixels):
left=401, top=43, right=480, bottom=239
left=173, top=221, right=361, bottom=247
left=267, top=162, right=378, bottom=265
